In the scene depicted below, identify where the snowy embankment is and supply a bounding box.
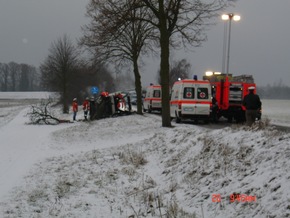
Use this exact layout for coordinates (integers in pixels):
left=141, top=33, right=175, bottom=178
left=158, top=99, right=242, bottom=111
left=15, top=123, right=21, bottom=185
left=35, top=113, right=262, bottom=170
left=0, top=94, right=289, bottom=217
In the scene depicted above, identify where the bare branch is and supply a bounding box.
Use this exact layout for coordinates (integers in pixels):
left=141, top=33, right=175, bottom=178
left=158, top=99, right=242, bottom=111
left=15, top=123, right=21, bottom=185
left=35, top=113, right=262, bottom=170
left=27, top=99, right=61, bottom=125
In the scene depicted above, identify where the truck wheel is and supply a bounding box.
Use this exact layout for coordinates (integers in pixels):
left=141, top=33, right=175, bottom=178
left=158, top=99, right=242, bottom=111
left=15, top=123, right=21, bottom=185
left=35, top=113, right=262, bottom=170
left=175, top=111, right=181, bottom=123
left=235, top=111, right=245, bottom=123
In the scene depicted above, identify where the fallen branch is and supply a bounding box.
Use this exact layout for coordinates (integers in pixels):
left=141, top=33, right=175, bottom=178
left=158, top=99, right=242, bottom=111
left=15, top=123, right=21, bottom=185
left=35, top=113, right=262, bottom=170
left=27, top=99, right=61, bottom=125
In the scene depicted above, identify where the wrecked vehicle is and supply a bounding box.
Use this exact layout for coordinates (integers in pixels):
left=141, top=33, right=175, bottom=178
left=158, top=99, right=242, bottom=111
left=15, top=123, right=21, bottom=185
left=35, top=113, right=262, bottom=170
left=90, top=92, right=132, bottom=120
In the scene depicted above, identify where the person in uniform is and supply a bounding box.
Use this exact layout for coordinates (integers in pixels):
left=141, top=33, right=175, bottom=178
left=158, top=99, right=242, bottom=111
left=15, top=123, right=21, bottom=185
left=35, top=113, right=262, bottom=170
left=211, top=94, right=219, bottom=123
left=89, top=96, right=96, bottom=120
left=82, top=97, right=90, bottom=121
left=242, top=86, right=262, bottom=126
left=72, top=98, right=78, bottom=121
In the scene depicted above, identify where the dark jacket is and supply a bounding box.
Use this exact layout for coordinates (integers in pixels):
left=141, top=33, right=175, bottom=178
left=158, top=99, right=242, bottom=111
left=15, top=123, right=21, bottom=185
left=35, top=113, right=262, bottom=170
left=243, top=92, right=262, bottom=110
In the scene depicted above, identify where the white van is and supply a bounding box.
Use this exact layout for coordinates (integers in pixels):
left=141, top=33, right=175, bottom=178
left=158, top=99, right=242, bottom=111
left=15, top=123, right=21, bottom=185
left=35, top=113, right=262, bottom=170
left=170, top=79, right=212, bottom=123
left=143, top=85, right=162, bottom=113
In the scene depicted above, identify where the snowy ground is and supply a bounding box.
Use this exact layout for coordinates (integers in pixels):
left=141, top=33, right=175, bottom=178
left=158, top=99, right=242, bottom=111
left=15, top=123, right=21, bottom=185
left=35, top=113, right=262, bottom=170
left=0, top=92, right=290, bottom=218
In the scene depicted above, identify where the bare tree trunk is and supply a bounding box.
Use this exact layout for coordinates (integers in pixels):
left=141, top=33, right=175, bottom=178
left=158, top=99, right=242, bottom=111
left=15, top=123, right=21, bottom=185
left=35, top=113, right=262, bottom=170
left=159, top=5, right=172, bottom=127
left=133, top=57, right=143, bottom=115
left=62, top=87, right=69, bottom=114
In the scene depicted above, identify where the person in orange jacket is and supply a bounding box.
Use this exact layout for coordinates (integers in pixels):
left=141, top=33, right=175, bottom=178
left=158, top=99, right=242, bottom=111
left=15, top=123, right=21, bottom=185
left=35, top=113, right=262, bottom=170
left=72, top=98, right=78, bottom=121
left=82, top=97, right=90, bottom=121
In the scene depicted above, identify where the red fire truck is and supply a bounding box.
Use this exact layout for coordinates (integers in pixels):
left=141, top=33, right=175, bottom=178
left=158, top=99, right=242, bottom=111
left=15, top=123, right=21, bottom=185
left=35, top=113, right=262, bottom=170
left=203, top=73, right=260, bottom=122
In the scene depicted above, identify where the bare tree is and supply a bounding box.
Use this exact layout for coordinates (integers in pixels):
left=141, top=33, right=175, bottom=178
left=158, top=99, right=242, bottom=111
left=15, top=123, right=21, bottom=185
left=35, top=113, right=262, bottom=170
left=157, top=58, right=191, bottom=87
left=134, top=0, right=230, bottom=127
left=169, top=59, right=191, bottom=87
left=0, top=63, right=9, bottom=91
left=40, top=34, right=80, bottom=113
left=29, top=66, right=40, bottom=91
left=8, top=62, right=21, bottom=91
left=81, top=0, right=155, bottom=114
left=115, top=71, right=135, bottom=91
left=19, top=64, right=30, bottom=91
left=0, top=62, right=41, bottom=91
left=72, top=61, right=116, bottom=99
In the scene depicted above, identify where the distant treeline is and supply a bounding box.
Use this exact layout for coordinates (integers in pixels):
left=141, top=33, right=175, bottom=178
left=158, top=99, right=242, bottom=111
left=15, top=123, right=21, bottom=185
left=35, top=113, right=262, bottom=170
left=258, top=85, right=290, bottom=100
left=0, top=62, right=41, bottom=91
left=1, top=61, right=289, bottom=100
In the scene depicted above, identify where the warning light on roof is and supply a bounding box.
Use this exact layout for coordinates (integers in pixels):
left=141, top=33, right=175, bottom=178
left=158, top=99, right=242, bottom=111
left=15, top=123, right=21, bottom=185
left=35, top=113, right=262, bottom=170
left=205, top=71, right=213, bottom=76
left=205, top=71, right=221, bottom=76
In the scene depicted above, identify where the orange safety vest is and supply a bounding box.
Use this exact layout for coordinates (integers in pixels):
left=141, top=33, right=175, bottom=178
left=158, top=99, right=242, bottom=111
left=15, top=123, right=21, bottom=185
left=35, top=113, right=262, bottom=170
left=72, top=102, right=78, bottom=112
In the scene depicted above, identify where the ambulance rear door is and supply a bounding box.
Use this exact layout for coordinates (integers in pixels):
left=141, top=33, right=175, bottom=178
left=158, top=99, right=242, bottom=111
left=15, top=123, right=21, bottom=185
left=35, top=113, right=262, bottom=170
left=194, top=85, right=211, bottom=115
left=181, top=83, right=211, bottom=116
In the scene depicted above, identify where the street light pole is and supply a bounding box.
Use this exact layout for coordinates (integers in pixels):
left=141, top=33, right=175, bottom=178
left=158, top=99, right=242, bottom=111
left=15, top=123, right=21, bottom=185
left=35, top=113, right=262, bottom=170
left=222, top=13, right=240, bottom=76
left=226, top=15, right=233, bottom=76
left=221, top=21, right=228, bottom=75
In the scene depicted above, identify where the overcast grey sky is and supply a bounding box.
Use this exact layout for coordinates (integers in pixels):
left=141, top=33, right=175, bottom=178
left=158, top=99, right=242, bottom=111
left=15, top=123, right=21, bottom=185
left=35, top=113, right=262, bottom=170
left=0, top=0, right=289, bottom=87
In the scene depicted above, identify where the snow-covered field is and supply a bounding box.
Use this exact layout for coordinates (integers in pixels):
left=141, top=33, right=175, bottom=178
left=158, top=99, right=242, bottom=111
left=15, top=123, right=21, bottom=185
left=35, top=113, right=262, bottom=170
left=0, top=92, right=290, bottom=218
left=261, top=99, right=290, bottom=127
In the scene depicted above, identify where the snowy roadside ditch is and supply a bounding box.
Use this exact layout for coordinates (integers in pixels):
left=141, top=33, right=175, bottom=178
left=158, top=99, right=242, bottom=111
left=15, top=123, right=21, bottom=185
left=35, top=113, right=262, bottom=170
left=0, top=112, right=289, bottom=217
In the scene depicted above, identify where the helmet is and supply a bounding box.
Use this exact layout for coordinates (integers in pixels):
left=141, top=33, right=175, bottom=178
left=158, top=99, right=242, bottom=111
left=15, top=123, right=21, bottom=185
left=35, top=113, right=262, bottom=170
left=248, top=86, right=255, bottom=90
left=115, top=93, right=123, bottom=98
left=101, top=92, right=109, bottom=97
left=73, top=98, right=77, bottom=101
left=86, top=97, right=89, bottom=100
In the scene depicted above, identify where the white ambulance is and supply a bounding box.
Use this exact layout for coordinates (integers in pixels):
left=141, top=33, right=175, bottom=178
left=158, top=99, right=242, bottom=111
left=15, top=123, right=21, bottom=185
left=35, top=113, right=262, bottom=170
left=170, top=79, right=212, bottom=123
left=143, top=85, right=162, bottom=113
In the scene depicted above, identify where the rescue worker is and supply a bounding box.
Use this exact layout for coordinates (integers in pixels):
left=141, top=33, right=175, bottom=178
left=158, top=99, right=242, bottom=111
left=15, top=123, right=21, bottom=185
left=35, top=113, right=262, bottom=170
left=89, top=96, right=96, bottom=120
left=211, top=94, right=219, bottom=123
left=82, top=97, right=90, bottom=121
left=115, top=93, right=125, bottom=112
left=72, top=98, right=78, bottom=121
left=242, top=86, right=262, bottom=126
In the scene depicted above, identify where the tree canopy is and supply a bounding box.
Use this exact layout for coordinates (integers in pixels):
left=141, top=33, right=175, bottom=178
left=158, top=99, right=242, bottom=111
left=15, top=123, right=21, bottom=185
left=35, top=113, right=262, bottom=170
left=40, top=35, right=80, bottom=113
